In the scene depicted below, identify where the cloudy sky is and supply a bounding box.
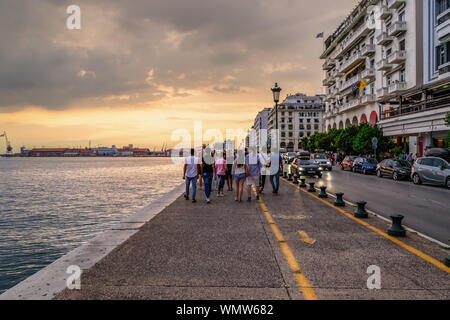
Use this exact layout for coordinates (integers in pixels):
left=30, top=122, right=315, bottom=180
left=0, top=0, right=357, bottom=151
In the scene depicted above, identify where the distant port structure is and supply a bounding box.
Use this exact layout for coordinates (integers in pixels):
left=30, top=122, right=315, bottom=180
left=15, top=144, right=173, bottom=158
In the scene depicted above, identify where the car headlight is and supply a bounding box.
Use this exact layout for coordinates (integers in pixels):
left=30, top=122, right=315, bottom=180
left=319, top=167, right=324, bottom=171
left=326, top=161, right=331, bottom=165
left=299, top=168, right=305, bottom=171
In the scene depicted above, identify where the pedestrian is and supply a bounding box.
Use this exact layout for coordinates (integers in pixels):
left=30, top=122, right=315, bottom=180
left=232, top=149, right=248, bottom=202
left=245, top=147, right=262, bottom=202
left=407, top=153, right=413, bottom=164
left=202, top=147, right=215, bottom=204
left=259, top=150, right=269, bottom=194
left=183, top=148, right=201, bottom=203
left=269, top=147, right=283, bottom=194
left=225, top=149, right=234, bottom=191
left=198, top=144, right=207, bottom=190
left=214, top=151, right=227, bottom=197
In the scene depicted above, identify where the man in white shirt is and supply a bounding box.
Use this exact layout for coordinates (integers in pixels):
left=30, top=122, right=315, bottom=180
left=183, top=148, right=201, bottom=203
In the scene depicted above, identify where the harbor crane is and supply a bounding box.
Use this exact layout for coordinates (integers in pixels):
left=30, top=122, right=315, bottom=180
left=0, top=131, right=13, bottom=155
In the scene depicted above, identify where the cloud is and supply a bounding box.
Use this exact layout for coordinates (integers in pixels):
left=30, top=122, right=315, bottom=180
left=0, top=0, right=357, bottom=112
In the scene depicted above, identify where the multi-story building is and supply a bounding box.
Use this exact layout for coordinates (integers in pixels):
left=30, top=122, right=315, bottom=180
left=321, top=0, right=420, bottom=131
left=253, top=108, right=271, bottom=151
left=268, top=93, right=325, bottom=152
left=322, top=0, right=449, bottom=156
left=378, top=0, right=450, bottom=156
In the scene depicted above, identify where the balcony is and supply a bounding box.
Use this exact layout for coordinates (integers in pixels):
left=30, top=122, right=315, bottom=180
left=340, top=52, right=365, bottom=73
left=376, top=32, right=393, bottom=46
left=438, top=62, right=450, bottom=80
left=322, top=59, right=336, bottom=71
left=379, top=6, right=392, bottom=20
left=360, top=94, right=376, bottom=104
left=341, top=98, right=362, bottom=112
left=323, top=77, right=336, bottom=87
left=361, top=44, right=376, bottom=56
left=376, top=59, right=393, bottom=71
left=361, top=68, right=375, bottom=80
left=377, top=87, right=389, bottom=98
left=388, top=21, right=407, bottom=37
left=437, top=9, right=450, bottom=42
left=387, top=50, right=406, bottom=64
left=388, top=81, right=407, bottom=94
left=388, top=0, right=405, bottom=10
left=340, top=75, right=361, bottom=91
left=337, top=23, right=371, bottom=58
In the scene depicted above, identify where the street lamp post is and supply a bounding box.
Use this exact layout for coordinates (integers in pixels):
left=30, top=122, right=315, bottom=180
left=271, top=83, right=282, bottom=151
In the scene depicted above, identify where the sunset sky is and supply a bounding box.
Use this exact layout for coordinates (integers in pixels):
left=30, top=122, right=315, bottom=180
left=0, top=0, right=357, bottom=152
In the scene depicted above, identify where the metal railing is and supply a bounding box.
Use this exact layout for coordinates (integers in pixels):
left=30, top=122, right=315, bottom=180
left=381, top=94, right=450, bottom=120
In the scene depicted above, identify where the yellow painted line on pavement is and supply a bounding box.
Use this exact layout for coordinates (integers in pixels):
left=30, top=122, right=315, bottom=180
left=298, top=231, right=316, bottom=245
left=253, top=188, right=318, bottom=300
left=282, top=178, right=450, bottom=274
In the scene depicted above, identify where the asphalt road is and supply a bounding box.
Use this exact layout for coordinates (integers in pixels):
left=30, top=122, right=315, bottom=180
left=311, top=166, right=450, bottom=245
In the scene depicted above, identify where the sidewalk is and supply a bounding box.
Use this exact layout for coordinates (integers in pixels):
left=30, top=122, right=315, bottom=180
left=56, top=179, right=450, bottom=300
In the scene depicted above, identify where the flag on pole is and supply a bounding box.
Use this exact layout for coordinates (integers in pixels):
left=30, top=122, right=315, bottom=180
left=316, top=32, right=324, bottom=39
left=360, top=79, right=367, bottom=91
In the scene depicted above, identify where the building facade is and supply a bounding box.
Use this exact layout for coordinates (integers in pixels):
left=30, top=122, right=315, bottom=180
left=321, top=0, right=420, bottom=131
left=378, top=0, right=450, bottom=156
left=268, top=93, right=325, bottom=152
left=321, top=0, right=449, bottom=156
left=253, top=108, right=271, bottom=151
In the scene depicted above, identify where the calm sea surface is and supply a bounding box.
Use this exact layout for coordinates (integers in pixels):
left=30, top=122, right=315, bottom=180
left=0, top=157, right=182, bottom=294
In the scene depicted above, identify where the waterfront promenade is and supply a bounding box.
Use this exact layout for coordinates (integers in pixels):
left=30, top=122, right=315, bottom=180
left=53, top=178, right=449, bottom=300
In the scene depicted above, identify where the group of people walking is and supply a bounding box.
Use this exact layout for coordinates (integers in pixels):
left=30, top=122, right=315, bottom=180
left=182, top=145, right=284, bottom=204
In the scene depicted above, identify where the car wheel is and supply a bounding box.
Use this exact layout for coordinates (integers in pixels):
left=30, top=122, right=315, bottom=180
left=377, top=170, right=382, bottom=178
left=363, top=168, right=367, bottom=175
left=341, top=165, right=345, bottom=170
left=393, top=172, right=398, bottom=181
left=413, top=173, right=422, bottom=185
left=446, top=177, right=450, bottom=189
left=329, top=167, right=333, bottom=171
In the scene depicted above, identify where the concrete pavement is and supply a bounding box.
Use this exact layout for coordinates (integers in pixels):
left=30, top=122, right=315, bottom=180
left=56, top=179, right=450, bottom=300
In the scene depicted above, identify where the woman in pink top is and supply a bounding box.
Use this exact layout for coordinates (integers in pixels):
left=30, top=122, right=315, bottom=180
left=214, top=152, right=227, bottom=197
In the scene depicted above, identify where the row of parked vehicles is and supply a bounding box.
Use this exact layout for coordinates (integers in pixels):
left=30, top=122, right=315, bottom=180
left=285, top=148, right=450, bottom=189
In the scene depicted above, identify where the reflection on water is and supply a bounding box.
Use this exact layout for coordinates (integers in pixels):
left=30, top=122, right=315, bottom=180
left=0, top=157, right=181, bottom=294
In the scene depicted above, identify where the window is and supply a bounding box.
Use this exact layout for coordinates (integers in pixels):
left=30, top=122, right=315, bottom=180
left=399, top=39, right=406, bottom=51
left=289, top=132, right=293, bottom=137
left=399, top=11, right=405, bottom=22
left=288, top=125, right=293, bottom=130
left=400, top=69, right=406, bottom=82
left=437, top=0, right=450, bottom=16
left=436, top=42, right=450, bottom=67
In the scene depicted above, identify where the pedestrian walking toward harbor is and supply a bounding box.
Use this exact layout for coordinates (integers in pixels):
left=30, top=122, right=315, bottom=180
left=215, top=151, right=227, bottom=197
left=183, top=148, right=201, bottom=203
left=232, top=150, right=249, bottom=202
left=225, top=150, right=234, bottom=191
left=245, top=147, right=262, bottom=201
left=269, top=148, right=283, bottom=194
left=202, top=147, right=215, bottom=204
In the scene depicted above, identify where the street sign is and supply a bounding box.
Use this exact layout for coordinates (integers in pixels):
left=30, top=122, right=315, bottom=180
left=372, top=137, right=378, bottom=148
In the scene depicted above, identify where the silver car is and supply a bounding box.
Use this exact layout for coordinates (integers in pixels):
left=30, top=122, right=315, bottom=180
left=411, top=157, right=450, bottom=188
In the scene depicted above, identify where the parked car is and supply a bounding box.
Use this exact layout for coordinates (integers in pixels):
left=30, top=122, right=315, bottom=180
left=291, top=157, right=322, bottom=178
left=424, top=148, right=450, bottom=163
left=376, top=159, right=411, bottom=180
left=286, top=152, right=298, bottom=164
left=411, top=157, right=450, bottom=188
left=341, top=155, right=357, bottom=171
left=352, top=157, right=378, bottom=174
left=311, top=153, right=333, bottom=171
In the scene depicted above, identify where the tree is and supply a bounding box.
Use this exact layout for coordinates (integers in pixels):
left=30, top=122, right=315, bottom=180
left=336, top=126, right=360, bottom=155
left=300, top=137, right=309, bottom=150
left=353, top=124, right=394, bottom=156
left=445, top=113, right=450, bottom=126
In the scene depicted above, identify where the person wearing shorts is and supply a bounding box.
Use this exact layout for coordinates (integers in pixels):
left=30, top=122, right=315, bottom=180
left=232, top=150, right=248, bottom=202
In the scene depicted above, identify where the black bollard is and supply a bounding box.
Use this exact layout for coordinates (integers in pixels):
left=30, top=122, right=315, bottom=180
left=354, top=201, right=369, bottom=219
left=387, top=215, right=406, bottom=237
left=319, top=186, right=328, bottom=198
left=445, top=256, right=450, bottom=267
left=288, top=173, right=293, bottom=181
left=299, top=179, right=307, bottom=188
left=308, top=182, right=316, bottom=193
left=334, top=193, right=345, bottom=207
left=293, top=175, right=299, bottom=184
